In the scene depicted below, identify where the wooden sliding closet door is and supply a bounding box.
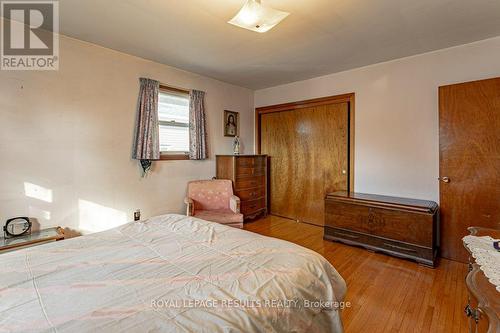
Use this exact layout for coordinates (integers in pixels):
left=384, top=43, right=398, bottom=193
left=260, top=103, right=349, bottom=226
left=439, top=77, right=500, bottom=262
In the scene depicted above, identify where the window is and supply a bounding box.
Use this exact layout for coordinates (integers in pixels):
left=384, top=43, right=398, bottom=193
left=158, top=86, right=190, bottom=160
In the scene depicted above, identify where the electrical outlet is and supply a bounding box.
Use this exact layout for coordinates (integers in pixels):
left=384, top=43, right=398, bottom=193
left=134, top=210, right=141, bottom=221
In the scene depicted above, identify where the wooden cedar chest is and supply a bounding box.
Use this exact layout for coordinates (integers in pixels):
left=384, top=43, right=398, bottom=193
left=324, top=191, right=439, bottom=267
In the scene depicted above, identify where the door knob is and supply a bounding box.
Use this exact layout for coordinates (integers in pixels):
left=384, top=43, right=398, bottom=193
left=438, top=177, right=450, bottom=183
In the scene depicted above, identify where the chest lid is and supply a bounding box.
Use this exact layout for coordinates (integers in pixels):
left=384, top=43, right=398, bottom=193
left=326, top=191, right=438, bottom=214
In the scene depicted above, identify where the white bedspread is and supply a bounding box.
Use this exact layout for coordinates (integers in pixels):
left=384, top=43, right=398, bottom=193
left=0, top=214, right=346, bottom=333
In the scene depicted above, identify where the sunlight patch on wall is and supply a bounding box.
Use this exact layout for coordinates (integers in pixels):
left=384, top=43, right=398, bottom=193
left=28, top=206, right=51, bottom=220
left=24, top=182, right=53, bottom=203
left=78, top=199, right=127, bottom=233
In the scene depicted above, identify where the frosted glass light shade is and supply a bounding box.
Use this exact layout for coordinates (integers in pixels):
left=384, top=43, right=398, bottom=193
left=228, top=0, right=289, bottom=33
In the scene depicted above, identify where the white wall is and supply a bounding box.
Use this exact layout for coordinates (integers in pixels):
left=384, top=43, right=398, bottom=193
left=255, top=37, right=500, bottom=203
left=0, top=34, right=254, bottom=234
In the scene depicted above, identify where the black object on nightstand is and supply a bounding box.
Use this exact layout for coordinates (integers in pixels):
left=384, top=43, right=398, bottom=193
left=3, top=217, right=31, bottom=239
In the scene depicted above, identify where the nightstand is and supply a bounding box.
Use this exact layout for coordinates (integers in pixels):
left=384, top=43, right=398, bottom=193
left=0, top=227, right=65, bottom=253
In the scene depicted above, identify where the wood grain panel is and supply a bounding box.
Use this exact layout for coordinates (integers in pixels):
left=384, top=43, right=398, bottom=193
left=236, top=165, right=265, bottom=178
left=215, top=156, right=235, bottom=180
left=325, top=201, right=434, bottom=247
left=261, top=110, right=297, bottom=219
left=235, top=187, right=265, bottom=201
left=236, top=156, right=266, bottom=168
left=234, top=176, right=265, bottom=190
left=439, top=77, right=500, bottom=262
left=260, top=103, right=348, bottom=226
left=241, top=197, right=266, bottom=215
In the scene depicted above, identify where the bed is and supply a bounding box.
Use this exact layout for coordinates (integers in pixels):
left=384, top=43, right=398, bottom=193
left=0, top=214, right=346, bottom=332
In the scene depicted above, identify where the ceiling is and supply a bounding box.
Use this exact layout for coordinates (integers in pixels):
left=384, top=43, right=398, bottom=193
left=54, top=0, right=500, bottom=89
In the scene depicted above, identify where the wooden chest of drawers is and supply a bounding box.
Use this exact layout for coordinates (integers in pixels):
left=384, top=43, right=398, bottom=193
left=324, top=191, right=439, bottom=267
left=216, top=155, right=268, bottom=220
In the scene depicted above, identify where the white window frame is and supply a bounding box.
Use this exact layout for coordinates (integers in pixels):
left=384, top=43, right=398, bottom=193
left=158, top=85, right=190, bottom=160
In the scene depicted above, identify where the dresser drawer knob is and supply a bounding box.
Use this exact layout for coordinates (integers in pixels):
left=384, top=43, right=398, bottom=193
left=464, top=304, right=473, bottom=317
left=464, top=304, right=480, bottom=323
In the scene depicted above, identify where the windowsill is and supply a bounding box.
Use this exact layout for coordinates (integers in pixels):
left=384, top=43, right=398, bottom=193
left=159, top=153, right=190, bottom=161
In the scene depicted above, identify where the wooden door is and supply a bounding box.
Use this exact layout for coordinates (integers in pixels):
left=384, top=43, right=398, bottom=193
left=439, top=77, right=500, bottom=262
left=260, top=103, right=349, bottom=226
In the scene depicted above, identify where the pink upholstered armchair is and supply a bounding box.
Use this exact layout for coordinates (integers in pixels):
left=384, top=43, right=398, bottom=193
left=185, top=179, right=244, bottom=228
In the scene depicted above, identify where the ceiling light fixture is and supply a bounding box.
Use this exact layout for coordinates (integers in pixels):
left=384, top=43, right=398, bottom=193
left=228, top=0, right=289, bottom=33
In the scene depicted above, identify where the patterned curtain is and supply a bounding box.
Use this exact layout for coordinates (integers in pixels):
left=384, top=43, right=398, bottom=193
left=132, top=78, right=160, bottom=175
left=189, top=90, right=208, bottom=160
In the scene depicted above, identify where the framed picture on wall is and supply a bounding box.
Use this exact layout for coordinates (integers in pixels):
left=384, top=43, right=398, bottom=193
left=224, top=110, right=239, bottom=137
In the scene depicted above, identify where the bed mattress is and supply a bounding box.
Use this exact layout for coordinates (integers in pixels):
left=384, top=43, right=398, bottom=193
left=0, top=214, right=346, bottom=332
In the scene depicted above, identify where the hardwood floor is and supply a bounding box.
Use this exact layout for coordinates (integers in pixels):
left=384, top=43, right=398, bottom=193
left=244, top=215, right=469, bottom=333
